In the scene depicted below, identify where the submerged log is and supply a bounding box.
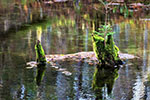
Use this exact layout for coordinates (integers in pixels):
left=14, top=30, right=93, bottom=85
left=35, top=40, right=46, bottom=64
left=92, top=34, right=123, bottom=66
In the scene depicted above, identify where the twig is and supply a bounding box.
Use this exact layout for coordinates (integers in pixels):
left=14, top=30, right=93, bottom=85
left=98, top=0, right=117, bottom=46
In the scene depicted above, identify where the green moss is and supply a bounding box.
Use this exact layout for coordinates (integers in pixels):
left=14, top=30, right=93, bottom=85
left=35, top=40, right=46, bottom=63
left=92, top=34, right=121, bottom=66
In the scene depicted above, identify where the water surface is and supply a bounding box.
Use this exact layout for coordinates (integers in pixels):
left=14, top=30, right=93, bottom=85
left=0, top=1, right=150, bottom=100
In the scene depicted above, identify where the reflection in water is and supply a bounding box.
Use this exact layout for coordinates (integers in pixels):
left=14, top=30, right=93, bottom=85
left=124, top=24, right=130, bottom=78
left=140, top=24, right=150, bottom=100
left=26, top=7, right=32, bottom=23
left=85, top=25, right=89, bottom=51
left=132, top=75, right=145, bottom=100
left=0, top=0, right=47, bottom=34
left=125, top=24, right=130, bottom=48
left=143, top=25, right=148, bottom=72
left=36, top=64, right=46, bottom=86
left=37, top=26, right=42, bottom=42
left=92, top=65, right=119, bottom=100
left=44, top=26, right=52, bottom=54
left=113, top=24, right=120, bottom=46
left=73, top=60, right=83, bottom=100
left=17, top=84, right=25, bottom=99
left=56, top=72, right=71, bottom=100
left=146, top=25, right=150, bottom=99
left=36, top=64, right=47, bottom=100
left=72, top=61, right=95, bottom=99
left=132, top=24, right=149, bottom=100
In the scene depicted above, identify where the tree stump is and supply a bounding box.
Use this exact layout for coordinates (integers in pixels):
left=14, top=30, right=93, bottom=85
left=92, top=34, right=123, bottom=66
left=35, top=40, right=46, bottom=64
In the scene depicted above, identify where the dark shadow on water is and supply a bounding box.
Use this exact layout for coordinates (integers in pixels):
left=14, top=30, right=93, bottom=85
left=92, top=65, right=120, bottom=100
left=36, top=64, right=46, bottom=86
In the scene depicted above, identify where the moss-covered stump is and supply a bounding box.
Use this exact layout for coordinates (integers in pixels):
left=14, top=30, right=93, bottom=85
left=92, top=34, right=123, bottom=66
left=35, top=40, right=46, bottom=64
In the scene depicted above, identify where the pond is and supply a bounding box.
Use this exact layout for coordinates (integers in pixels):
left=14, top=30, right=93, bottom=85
left=0, top=0, right=150, bottom=100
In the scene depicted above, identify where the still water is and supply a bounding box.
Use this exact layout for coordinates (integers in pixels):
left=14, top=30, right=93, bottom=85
left=0, top=0, right=150, bottom=100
